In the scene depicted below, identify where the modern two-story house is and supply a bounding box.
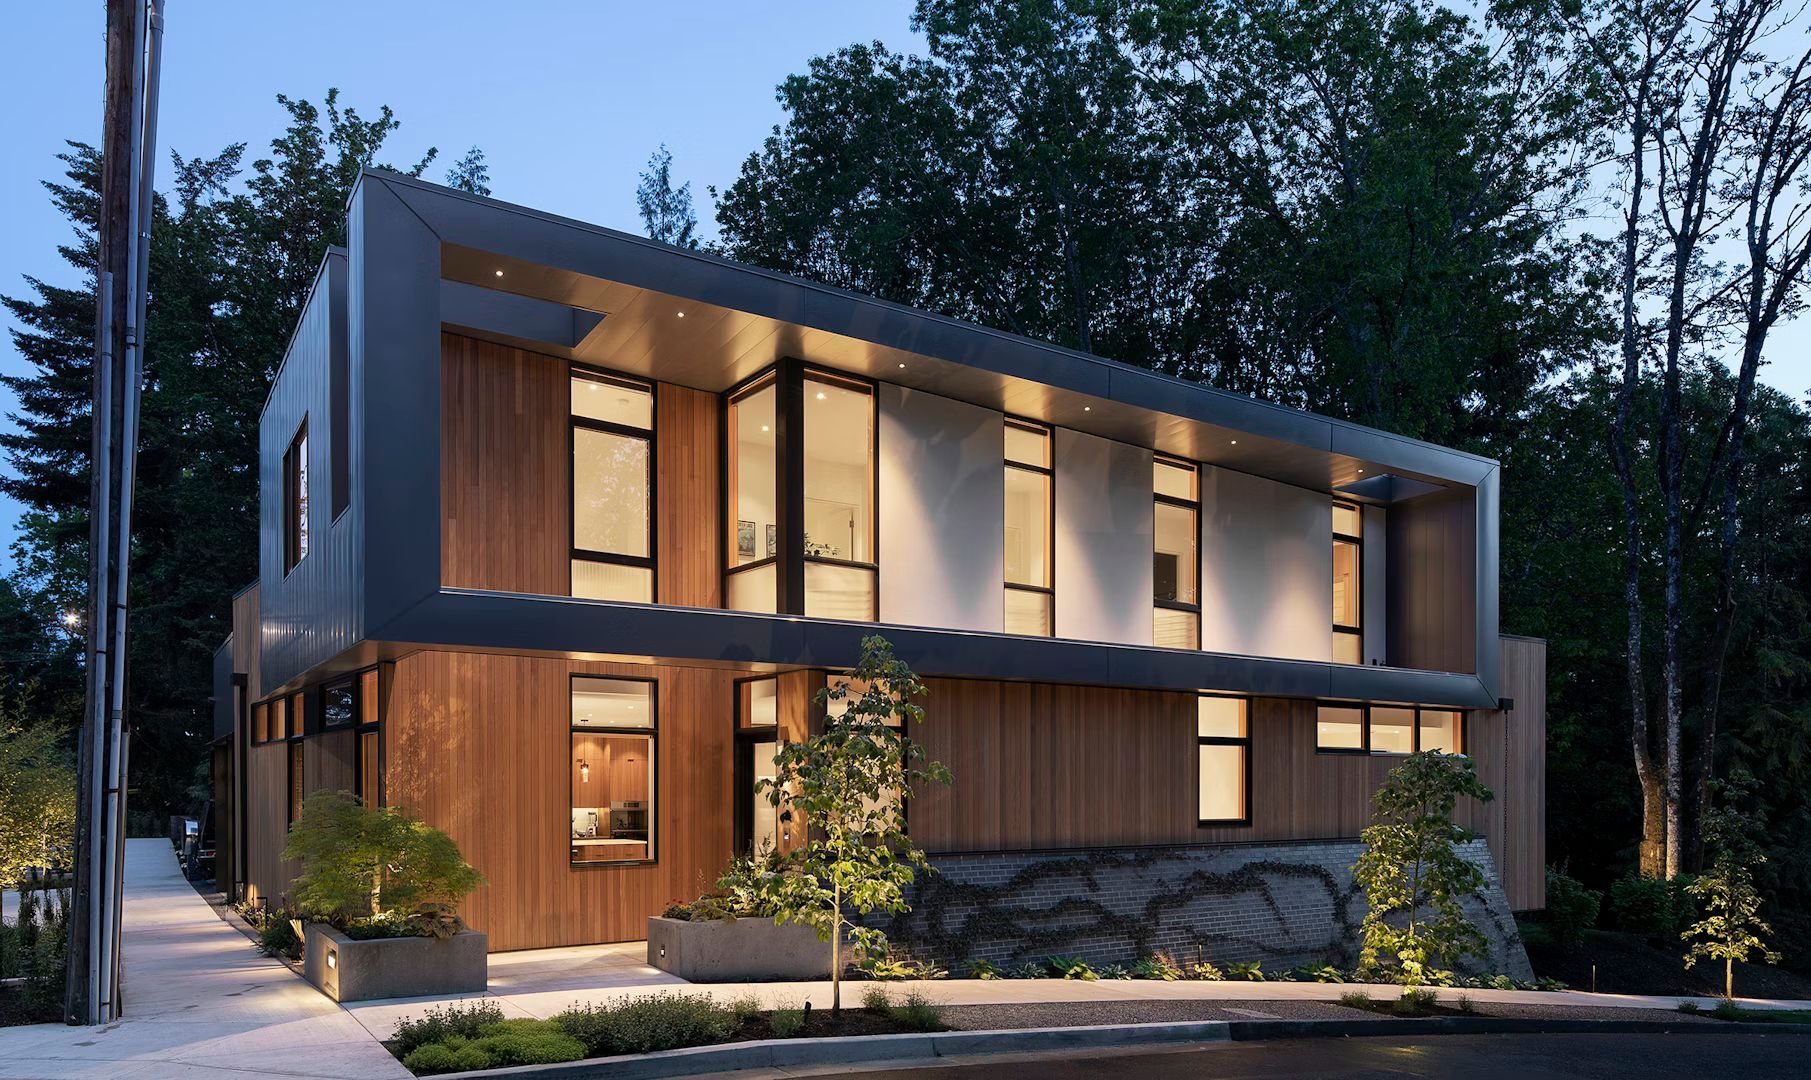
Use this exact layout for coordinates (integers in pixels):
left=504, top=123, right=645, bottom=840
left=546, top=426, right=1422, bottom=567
left=211, top=170, right=1545, bottom=972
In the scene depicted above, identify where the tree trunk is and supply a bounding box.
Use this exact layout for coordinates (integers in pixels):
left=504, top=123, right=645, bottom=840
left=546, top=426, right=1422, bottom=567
left=1726, top=957, right=1734, bottom=1001
left=830, top=881, right=842, bottom=1016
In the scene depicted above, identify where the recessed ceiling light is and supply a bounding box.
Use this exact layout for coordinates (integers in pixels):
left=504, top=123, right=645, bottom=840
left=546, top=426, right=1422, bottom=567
left=494, top=269, right=504, bottom=277
left=816, top=392, right=827, bottom=400
left=760, top=425, right=770, bottom=433
left=676, top=311, right=686, bottom=318
left=1358, top=468, right=1366, bottom=474
left=1230, top=439, right=1238, bottom=445
left=1083, top=405, right=1091, bottom=412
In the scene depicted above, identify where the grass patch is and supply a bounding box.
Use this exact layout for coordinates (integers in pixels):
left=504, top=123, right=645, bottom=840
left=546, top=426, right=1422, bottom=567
left=1705, top=1003, right=1811, bottom=1025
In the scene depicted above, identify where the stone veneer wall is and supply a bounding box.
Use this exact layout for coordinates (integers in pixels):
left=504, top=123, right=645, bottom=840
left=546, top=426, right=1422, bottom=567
left=883, top=838, right=1533, bottom=981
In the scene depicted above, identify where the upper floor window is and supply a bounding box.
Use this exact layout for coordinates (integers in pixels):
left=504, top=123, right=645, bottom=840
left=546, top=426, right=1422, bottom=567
left=803, top=372, right=876, bottom=620
left=1316, top=703, right=1464, bottom=754
left=1154, top=457, right=1200, bottom=649
left=283, top=422, right=309, bottom=573
left=1004, top=419, right=1053, bottom=636
left=570, top=368, right=654, bottom=603
left=726, top=374, right=778, bottom=612
left=1332, top=500, right=1362, bottom=663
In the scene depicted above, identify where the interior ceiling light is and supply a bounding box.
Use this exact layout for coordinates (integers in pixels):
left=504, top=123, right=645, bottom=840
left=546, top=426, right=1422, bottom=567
left=1231, top=439, right=1238, bottom=445
left=816, top=392, right=827, bottom=400
left=493, top=269, right=504, bottom=277
left=1083, top=405, right=1091, bottom=411
left=676, top=311, right=686, bottom=318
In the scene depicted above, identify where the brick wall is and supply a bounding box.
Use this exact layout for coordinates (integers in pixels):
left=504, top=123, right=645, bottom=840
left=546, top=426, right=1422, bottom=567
left=883, top=838, right=1532, bottom=980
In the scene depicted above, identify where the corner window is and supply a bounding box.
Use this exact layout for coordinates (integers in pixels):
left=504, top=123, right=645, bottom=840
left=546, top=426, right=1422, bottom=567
left=1154, top=457, right=1200, bottom=649
left=1333, top=501, right=1362, bottom=664
left=283, top=422, right=309, bottom=573
left=570, top=676, right=655, bottom=865
left=1317, top=703, right=1465, bottom=755
left=571, top=368, right=654, bottom=603
left=726, top=374, right=778, bottom=612
left=1197, top=695, right=1249, bottom=825
left=802, top=372, right=876, bottom=620
left=1004, top=419, right=1052, bottom=635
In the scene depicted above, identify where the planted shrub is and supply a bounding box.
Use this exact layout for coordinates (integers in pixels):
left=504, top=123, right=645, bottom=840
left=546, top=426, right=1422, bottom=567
left=861, top=985, right=892, bottom=1013
left=1608, top=874, right=1691, bottom=938
left=1543, top=868, right=1602, bottom=948
left=1392, top=987, right=1440, bottom=1016
left=1338, top=990, right=1373, bottom=1009
left=1100, top=963, right=1133, bottom=979
left=1189, top=960, right=1224, bottom=981
left=1011, top=960, right=1049, bottom=979
left=282, top=791, right=484, bottom=938
left=403, top=1041, right=494, bottom=1075
left=1297, top=962, right=1345, bottom=983
left=257, top=911, right=301, bottom=961
left=393, top=1000, right=506, bottom=1056
left=890, top=989, right=944, bottom=1032
left=967, top=958, right=1001, bottom=980
left=1045, top=954, right=1097, bottom=980
left=1225, top=960, right=1265, bottom=981
left=1132, top=952, right=1183, bottom=980
left=770, top=1007, right=807, bottom=1038
left=553, top=993, right=736, bottom=1056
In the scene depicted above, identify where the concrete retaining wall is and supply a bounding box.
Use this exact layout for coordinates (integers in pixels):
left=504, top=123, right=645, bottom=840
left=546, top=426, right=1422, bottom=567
left=884, top=838, right=1532, bottom=980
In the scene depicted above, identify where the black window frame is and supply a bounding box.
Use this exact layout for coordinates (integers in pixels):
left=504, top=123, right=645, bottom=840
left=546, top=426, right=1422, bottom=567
left=1314, top=703, right=1467, bottom=756
left=282, top=420, right=309, bottom=575
left=568, top=673, right=659, bottom=868
left=1333, top=499, right=1363, bottom=663
left=799, top=367, right=879, bottom=620
left=732, top=674, right=782, bottom=857
left=1003, top=416, right=1055, bottom=636
left=569, top=365, right=657, bottom=603
left=1154, top=454, right=1202, bottom=649
left=354, top=666, right=384, bottom=808
left=1196, top=693, right=1252, bottom=827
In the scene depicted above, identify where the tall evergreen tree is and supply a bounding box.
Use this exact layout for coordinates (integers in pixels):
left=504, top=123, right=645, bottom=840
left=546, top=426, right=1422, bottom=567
left=636, top=144, right=699, bottom=248
left=444, top=145, right=492, bottom=196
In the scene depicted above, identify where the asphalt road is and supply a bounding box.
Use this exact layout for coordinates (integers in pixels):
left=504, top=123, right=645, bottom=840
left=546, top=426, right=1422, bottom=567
left=806, top=1033, right=1808, bottom=1078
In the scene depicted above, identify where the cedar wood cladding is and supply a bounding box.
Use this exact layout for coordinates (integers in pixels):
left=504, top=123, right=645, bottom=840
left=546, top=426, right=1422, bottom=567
left=372, top=646, right=1544, bottom=952
left=441, top=332, right=720, bottom=606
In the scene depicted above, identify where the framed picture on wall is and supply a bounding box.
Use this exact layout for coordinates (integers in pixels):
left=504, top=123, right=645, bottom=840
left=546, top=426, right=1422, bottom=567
left=765, top=524, right=777, bottom=557
left=737, top=520, right=756, bottom=558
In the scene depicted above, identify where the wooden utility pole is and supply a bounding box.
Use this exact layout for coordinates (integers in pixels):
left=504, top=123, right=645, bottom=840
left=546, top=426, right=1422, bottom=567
left=67, top=0, right=162, bottom=1026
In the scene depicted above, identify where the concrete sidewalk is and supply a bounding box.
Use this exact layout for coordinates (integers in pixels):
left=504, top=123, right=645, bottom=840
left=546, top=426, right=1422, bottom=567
left=340, top=937, right=1811, bottom=1044
left=0, top=839, right=406, bottom=1080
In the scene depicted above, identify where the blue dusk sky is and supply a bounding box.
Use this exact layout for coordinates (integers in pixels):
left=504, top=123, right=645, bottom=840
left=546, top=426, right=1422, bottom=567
left=2, top=2, right=1808, bottom=571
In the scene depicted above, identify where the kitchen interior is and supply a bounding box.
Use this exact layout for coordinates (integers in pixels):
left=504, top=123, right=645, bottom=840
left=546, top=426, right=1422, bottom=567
left=570, top=677, right=654, bottom=863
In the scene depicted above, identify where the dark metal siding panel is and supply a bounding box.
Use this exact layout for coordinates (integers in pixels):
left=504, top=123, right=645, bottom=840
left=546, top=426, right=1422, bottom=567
left=211, top=639, right=232, bottom=741
left=260, top=251, right=362, bottom=690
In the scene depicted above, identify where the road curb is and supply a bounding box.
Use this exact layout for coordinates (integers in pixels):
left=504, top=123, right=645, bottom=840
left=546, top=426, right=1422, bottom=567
left=429, top=1014, right=1810, bottom=1079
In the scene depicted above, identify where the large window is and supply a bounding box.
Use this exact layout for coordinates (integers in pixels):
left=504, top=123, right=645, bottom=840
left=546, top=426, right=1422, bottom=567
left=1316, top=703, right=1464, bottom=755
left=570, top=676, right=655, bottom=864
left=1154, top=457, right=1200, bottom=649
left=1197, top=695, right=1249, bottom=825
left=803, top=372, right=876, bottom=620
left=1004, top=419, right=1053, bottom=636
left=1333, top=501, right=1362, bottom=664
left=283, top=421, right=309, bottom=573
left=726, top=374, right=778, bottom=613
left=571, top=368, right=654, bottom=603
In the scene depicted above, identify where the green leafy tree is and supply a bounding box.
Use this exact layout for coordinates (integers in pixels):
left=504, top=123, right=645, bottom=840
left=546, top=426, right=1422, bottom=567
left=758, top=635, right=951, bottom=1013
left=1683, top=774, right=1780, bottom=999
left=281, top=790, right=484, bottom=937
left=0, top=709, right=77, bottom=889
left=635, top=145, right=698, bottom=248
left=444, top=145, right=493, bottom=196
left=1354, top=751, right=1495, bottom=987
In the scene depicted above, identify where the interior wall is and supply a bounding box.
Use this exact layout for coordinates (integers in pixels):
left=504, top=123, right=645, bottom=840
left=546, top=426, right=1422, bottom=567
left=1362, top=504, right=1388, bottom=665
left=1199, top=466, right=1330, bottom=662
left=877, top=385, right=1005, bottom=632
left=1054, top=428, right=1152, bottom=645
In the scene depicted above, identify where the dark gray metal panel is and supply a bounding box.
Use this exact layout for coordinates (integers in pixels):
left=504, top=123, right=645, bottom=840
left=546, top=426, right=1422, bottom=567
left=374, top=172, right=1493, bottom=485
left=1473, top=466, right=1501, bottom=699
left=352, top=177, right=444, bottom=645
left=440, top=279, right=604, bottom=349
left=212, top=638, right=232, bottom=741
left=366, top=588, right=1499, bottom=710
left=259, top=250, right=363, bottom=690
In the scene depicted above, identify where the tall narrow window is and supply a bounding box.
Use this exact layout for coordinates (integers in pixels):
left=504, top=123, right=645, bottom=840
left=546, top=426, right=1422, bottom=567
left=1197, top=696, right=1249, bottom=824
left=571, top=368, right=654, bottom=603
left=288, top=742, right=304, bottom=824
left=283, top=422, right=309, bottom=573
left=726, top=374, right=778, bottom=613
left=734, top=678, right=781, bottom=855
left=1333, top=501, right=1362, bottom=663
left=803, top=372, right=876, bottom=620
left=1154, top=457, right=1200, bottom=649
left=355, top=668, right=382, bottom=807
left=1004, top=419, right=1053, bottom=635
left=570, top=676, right=655, bottom=864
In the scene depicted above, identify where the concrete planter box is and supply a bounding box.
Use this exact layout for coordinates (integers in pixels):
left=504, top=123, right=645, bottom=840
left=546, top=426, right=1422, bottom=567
left=647, top=916, right=834, bottom=981
left=302, top=922, right=487, bottom=1002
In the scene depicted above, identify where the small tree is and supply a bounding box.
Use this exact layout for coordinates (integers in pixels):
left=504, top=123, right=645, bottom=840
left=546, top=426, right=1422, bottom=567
left=1354, top=751, right=1495, bottom=988
left=282, top=791, right=484, bottom=937
left=635, top=144, right=699, bottom=248
left=1683, top=773, right=1778, bottom=1000
left=0, top=714, right=77, bottom=889
left=759, top=635, right=950, bottom=1013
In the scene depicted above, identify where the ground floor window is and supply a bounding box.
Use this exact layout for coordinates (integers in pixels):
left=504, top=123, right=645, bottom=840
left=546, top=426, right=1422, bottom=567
left=1196, top=695, right=1249, bottom=825
left=734, top=677, right=781, bottom=855
left=355, top=667, right=382, bottom=807
left=287, top=741, right=304, bottom=824
left=1316, top=703, right=1465, bottom=755
left=570, top=676, right=655, bottom=865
